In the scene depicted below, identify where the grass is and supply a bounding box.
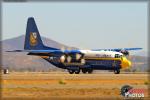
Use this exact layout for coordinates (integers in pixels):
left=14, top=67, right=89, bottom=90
left=144, top=81, right=150, bottom=85
left=59, top=79, right=67, bottom=85
left=2, top=72, right=149, bottom=98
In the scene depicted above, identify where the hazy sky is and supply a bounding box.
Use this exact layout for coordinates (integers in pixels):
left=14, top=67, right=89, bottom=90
left=2, top=2, right=148, bottom=51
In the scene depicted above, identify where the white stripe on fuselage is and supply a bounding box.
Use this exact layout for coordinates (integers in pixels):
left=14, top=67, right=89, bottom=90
left=80, top=50, right=123, bottom=58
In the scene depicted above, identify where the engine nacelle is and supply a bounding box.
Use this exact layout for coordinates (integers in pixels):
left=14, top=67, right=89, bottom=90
left=60, top=53, right=84, bottom=63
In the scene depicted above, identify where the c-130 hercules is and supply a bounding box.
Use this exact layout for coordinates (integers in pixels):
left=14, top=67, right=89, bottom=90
left=8, top=17, right=142, bottom=74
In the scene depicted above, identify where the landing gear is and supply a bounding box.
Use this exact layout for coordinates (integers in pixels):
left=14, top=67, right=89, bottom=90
left=68, top=69, right=80, bottom=74
left=67, top=67, right=93, bottom=74
left=114, top=69, right=120, bottom=74
left=75, top=69, right=80, bottom=74
left=68, top=69, right=75, bottom=74
left=87, top=68, right=93, bottom=74
left=82, top=68, right=93, bottom=74
left=82, top=69, right=87, bottom=74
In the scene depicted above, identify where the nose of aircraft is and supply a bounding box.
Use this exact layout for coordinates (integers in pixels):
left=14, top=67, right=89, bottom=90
left=127, top=60, right=131, bottom=67
left=122, top=57, right=131, bottom=68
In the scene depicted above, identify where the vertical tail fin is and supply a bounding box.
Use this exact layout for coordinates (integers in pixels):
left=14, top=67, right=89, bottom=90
left=24, top=17, right=58, bottom=50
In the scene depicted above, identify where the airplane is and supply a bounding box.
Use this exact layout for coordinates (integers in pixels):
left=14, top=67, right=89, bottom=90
left=8, top=17, right=142, bottom=74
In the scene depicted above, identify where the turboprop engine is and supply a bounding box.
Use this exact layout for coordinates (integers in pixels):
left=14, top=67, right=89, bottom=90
left=60, top=55, right=72, bottom=63
left=60, top=53, right=84, bottom=63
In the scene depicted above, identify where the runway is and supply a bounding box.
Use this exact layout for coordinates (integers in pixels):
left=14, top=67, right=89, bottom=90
left=1, top=72, right=149, bottom=99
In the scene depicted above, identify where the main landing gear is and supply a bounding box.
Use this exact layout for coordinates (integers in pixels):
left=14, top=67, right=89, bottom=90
left=114, top=69, right=120, bottom=74
left=68, top=68, right=93, bottom=74
left=68, top=69, right=80, bottom=74
left=82, top=68, right=93, bottom=74
left=68, top=69, right=75, bottom=74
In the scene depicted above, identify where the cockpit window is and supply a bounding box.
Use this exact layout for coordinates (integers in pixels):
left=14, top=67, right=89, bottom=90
left=115, top=54, right=120, bottom=58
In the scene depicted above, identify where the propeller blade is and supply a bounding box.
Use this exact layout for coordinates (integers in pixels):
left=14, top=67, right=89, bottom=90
left=76, top=53, right=82, bottom=60
left=60, top=55, right=66, bottom=63
left=67, top=56, right=72, bottom=63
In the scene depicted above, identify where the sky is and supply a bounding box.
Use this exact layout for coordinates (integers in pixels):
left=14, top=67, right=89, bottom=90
left=2, top=2, right=148, bottom=52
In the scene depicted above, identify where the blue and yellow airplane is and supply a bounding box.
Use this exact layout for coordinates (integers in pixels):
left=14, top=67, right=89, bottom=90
left=9, top=17, right=142, bottom=74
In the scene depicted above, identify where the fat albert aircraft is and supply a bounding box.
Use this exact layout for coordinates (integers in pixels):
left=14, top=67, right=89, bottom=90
left=10, top=17, right=142, bottom=74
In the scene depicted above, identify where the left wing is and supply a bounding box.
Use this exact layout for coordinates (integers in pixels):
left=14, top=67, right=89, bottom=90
left=6, top=49, right=82, bottom=56
left=92, top=48, right=142, bottom=56
left=92, top=48, right=142, bottom=52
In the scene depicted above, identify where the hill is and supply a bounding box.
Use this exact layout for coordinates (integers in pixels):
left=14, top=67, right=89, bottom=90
left=1, top=35, right=74, bottom=51
left=1, top=35, right=76, bottom=71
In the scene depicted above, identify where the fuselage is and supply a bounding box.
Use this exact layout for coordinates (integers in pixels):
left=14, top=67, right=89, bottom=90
left=41, top=50, right=131, bottom=72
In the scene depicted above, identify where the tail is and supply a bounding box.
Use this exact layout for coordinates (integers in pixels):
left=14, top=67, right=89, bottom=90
left=24, top=17, right=58, bottom=50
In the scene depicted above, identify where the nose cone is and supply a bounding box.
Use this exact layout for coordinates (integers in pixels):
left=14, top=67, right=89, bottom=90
left=128, top=60, right=131, bottom=67
left=122, top=57, right=131, bottom=68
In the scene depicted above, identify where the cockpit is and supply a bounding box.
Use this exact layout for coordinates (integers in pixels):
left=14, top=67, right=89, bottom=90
left=115, top=54, right=121, bottom=58
left=115, top=54, right=125, bottom=59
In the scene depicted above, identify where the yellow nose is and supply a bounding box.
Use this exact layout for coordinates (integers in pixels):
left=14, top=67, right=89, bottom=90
left=122, top=57, right=131, bottom=68
left=128, top=61, right=131, bottom=67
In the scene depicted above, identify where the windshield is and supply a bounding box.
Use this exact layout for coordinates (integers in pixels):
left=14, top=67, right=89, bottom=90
left=115, top=54, right=121, bottom=58
left=115, top=54, right=125, bottom=58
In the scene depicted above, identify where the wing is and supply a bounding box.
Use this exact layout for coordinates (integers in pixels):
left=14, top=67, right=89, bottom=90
left=93, top=48, right=142, bottom=52
left=6, top=49, right=81, bottom=56
left=92, top=48, right=142, bottom=56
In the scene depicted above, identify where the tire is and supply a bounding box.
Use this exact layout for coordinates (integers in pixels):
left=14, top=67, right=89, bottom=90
left=75, top=69, right=80, bottom=74
left=114, top=69, right=120, bottom=74
left=82, top=69, right=87, bottom=74
left=68, top=69, right=74, bottom=74
left=88, top=69, right=93, bottom=74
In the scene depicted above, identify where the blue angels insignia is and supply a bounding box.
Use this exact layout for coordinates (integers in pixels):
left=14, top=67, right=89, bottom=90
left=30, top=32, right=37, bottom=46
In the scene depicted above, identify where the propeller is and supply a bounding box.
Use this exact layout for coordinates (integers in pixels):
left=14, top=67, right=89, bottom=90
left=67, top=56, right=72, bottom=63
left=75, top=53, right=82, bottom=60
left=60, top=55, right=66, bottom=63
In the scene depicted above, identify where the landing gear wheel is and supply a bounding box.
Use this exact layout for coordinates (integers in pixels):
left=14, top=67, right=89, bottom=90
left=75, top=69, right=80, bottom=74
left=68, top=69, right=74, bottom=74
left=88, top=69, right=93, bottom=74
left=114, top=69, right=120, bottom=74
left=82, top=69, right=87, bottom=74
